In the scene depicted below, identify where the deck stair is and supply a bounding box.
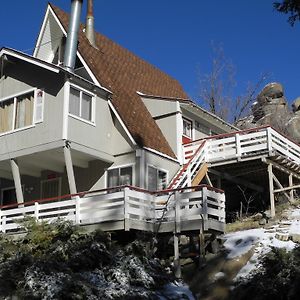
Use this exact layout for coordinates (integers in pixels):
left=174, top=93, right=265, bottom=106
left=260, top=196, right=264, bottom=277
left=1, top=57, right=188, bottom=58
left=168, top=141, right=207, bottom=189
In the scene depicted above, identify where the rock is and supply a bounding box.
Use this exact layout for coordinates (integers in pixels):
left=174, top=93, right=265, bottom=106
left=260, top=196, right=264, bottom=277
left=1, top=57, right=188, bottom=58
left=259, top=218, right=267, bottom=226
left=275, top=233, right=289, bottom=241
left=251, top=213, right=263, bottom=221
left=290, top=234, right=300, bottom=243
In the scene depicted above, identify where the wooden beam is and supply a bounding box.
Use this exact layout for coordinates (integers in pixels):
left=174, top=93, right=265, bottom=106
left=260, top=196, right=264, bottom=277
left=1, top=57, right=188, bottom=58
left=274, top=184, right=300, bottom=193
left=192, top=163, right=208, bottom=186
left=209, top=169, right=264, bottom=193
left=289, top=174, right=294, bottom=202
left=272, top=174, right=290, bottom=201
left=205, top=173, right=213, bottom=187
left=268, top=163, right=275, bottom=217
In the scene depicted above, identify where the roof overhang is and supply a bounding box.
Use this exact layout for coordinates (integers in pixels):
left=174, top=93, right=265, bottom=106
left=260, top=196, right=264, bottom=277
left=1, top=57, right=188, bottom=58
left=0, top=47, right=112, bottom=97
left=138, top=91, right=238, bottom=132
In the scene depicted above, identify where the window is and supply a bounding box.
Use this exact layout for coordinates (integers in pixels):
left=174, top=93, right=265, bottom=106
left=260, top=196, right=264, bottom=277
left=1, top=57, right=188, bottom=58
left=107, top=166, right=133, bottom=187
left=0, top=91, right=34, bottom=133
left=69, top=86, right=93, bottom=122
left=147, top=166, right=167, bottom=191
left=41, top=178, right=62, bottom=199
left=183, top=117, right=192, bottom=138
left=1, top=186, right=25, bottom=206
left=0, top=89, right=44, bottom=134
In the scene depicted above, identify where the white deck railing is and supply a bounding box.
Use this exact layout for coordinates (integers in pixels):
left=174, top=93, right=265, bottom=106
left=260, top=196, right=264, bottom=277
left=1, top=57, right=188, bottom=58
left=183, top=126, right=300, bottom=166
left=0, top=185, right=225, bottom=234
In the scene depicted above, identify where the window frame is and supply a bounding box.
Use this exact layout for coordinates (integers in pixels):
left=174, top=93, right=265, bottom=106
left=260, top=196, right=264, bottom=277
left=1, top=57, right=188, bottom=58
left=106, top=164, right=135, bottom=188
left=68, top=83, right=95, bottom=125
left=0, top=88, right=43, bottom=136
left=182, top=117, right=193, bottom=139
left=146, top=164, right=168, bottom=191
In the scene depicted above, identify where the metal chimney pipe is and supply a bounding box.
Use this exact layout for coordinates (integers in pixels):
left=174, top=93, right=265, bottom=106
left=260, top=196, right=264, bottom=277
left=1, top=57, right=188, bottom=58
left=64, top=0, right=83, bottom=72
left=85, top=0, right=97, bottom=48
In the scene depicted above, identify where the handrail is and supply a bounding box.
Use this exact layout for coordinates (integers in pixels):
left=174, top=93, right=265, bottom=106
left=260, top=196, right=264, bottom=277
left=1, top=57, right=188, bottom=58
left=0, top=183, right=224, bottom=210
left=168, top=141, right=206, bottom=188
left=183, top=125, right=270, bottom=146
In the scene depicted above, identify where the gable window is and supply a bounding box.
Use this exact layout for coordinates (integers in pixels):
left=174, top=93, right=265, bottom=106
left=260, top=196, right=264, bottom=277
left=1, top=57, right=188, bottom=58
left=148, top=166, right=167, bottom=191
left=107, top=166, right=133, bottom=187
left=0, top=90, right=43, bottom=134
left=183, top=117, right=192, bottom=138
left=69, top=86, right=94, bottom=122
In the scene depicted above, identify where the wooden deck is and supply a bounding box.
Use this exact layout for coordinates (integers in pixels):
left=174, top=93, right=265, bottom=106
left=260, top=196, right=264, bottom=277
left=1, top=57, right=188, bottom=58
left=177, top=125, right=300, bottom=217
left=0, top=185, right=225, bottom=234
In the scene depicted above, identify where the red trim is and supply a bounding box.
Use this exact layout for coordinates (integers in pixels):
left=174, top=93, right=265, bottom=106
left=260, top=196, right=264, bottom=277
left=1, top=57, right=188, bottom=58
left=0, top=183, right=224, bottom=210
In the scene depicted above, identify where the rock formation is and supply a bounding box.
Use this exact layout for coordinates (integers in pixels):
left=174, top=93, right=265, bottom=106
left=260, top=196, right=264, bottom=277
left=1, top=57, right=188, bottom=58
left=236, top=82, right=300, bottom=143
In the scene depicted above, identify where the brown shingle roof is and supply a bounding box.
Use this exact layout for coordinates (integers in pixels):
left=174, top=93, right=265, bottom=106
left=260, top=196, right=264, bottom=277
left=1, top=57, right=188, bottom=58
left=50, top=4, right=188, bottom=158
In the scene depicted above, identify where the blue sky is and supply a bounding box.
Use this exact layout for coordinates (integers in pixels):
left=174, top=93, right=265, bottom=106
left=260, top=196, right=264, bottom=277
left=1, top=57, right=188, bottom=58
left=0, top=0, right=299, bottom=107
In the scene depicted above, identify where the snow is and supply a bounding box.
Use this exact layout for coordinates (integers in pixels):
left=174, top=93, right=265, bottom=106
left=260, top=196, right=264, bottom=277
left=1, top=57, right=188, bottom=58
left=223, top=207, right=300, bottom=280
left=157, top=282, right=195, bottom=300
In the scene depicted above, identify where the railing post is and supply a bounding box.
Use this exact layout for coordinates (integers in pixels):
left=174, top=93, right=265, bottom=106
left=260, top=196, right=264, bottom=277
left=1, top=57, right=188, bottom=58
left=267, top=127, right=272, bottom=155
left=124, top=187, right=130, bottom=231
left=235, top=133, right=241, bottom=159
left=187, top=165, right=192, bottom=186
left=75, top=196, right=81, bottom=224
left=202, top=187, right=208, bottom=231
left=0, top=210, right=2, bottom=233
left=2, top=216, right=6, bottom=233
left=34, top=202, right=39, bottom=221
left=175, top=191, right=181, bottom=233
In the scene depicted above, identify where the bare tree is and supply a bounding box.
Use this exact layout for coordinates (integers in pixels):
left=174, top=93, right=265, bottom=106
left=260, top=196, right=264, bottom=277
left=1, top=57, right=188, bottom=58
left=198, top=42, right=269, bottom=124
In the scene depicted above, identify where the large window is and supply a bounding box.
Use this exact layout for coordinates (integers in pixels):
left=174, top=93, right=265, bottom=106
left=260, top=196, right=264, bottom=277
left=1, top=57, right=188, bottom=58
left=0, top=91, right=34, bottom=133
left=69, top=86, right=94, bottom=122
left=148, top=166, right=167, bottom=191
left=107, top=166, right=133, bottom=187
left=0, top=89, right=44, bottom=134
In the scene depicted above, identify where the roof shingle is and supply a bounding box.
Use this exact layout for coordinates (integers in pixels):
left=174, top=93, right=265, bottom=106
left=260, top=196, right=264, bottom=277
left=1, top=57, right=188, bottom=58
left=51, top=4, right=188, bottom=158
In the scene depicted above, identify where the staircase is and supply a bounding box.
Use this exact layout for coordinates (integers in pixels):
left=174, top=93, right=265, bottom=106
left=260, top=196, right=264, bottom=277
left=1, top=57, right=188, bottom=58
left=168, top=141, right=208, bottom=189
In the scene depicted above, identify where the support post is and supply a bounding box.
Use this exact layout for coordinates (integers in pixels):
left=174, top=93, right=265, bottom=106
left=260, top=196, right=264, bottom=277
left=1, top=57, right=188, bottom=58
left=63, top=143, right=77, bottom=195
left=63, top=142, right=80, bottom=223
left=173, top=233, right=181, bottom=279
left=267, top=163, right=275, bottom=217
left=10, top=159, right=24, bottom=204
left=289, top=174, right=294, bottom=203
left=199, top=224, right=205, bottom=261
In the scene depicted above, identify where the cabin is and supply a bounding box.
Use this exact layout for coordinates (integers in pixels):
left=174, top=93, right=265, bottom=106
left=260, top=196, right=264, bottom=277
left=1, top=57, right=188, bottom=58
left=0, top=1, right=299, bottom=245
